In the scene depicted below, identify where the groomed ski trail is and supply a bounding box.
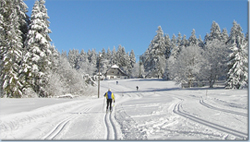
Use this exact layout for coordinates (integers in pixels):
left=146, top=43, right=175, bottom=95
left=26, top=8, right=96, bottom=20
left=173, top=100, right=248, bottom=140
left=199, top=99, right=247, bottom=117
left=104, top=112, right=118, bottom=140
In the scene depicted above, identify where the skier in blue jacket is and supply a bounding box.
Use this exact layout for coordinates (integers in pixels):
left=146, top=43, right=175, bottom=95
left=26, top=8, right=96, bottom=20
left=104, top=89, right=115, bottom=112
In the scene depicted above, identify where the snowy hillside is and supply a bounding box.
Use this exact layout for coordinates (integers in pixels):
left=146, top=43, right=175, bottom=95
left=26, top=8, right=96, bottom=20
left=0, top=79, right=248, bottom=140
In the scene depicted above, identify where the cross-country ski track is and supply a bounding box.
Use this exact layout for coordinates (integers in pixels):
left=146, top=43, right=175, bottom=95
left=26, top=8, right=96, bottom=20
left=104, top=112, right=118, bottom=140
left=0, top=79, right=248, bottom=140
left=173, top=99, right=248, bottom=139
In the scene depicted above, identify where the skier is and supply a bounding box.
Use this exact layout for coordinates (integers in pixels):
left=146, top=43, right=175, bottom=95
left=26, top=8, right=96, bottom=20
left=104, top=89, right=115, bottom=112
left=136, top=86, right=139, bottom=91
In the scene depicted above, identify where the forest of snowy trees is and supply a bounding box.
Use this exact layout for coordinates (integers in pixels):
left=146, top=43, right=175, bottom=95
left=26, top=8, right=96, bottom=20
left=0, top=0, right=248, bottom=98
left=141, top=22, right=248, bottom=89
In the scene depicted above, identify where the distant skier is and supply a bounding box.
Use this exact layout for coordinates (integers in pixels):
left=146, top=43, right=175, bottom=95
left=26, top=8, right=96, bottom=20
left=104, top=89, right=115, bottom=112
left=136, top=86, right=139, bottom=91
left=116, top=81, right=118, bottom=85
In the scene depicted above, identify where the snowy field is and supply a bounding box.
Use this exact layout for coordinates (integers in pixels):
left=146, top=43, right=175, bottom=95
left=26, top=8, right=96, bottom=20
left=0, top=79, right=248, bottom=140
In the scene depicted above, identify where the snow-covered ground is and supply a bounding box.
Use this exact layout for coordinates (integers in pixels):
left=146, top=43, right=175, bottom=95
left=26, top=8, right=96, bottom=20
left=0, top=79, right=248, bottom=140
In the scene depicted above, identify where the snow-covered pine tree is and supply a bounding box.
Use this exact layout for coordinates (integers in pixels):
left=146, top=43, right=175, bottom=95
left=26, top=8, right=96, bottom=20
left=188, top=29, right=198, bottom=46
left=22, top=0, right=54, bottom=97
left=208, top=21, right=222, bottom=42
left=225, top=21, right=248, bottom=89
left=91, top=49, right=97, bottom=66
left=96, top=51, right=102, bottom=73
left=116, top=45, right=126, bottom=67
left=110, top=46, right=117, bottom=65
left=171, top=34, right=177, bottom=46
left=180, top=34, right=189, bottom=48
left=226, top=41, right=248, bottom=89
left=121, top=52, right=130, bottom=75
left=128, top=50, right=136, bottom=77
left=91, top=49, right=97, bottom=71
left=0, top=7, right=4, bottom=96
left=106, top=47, right=112, bottom=63
left=144, top=26, right=166, bottom=78
left=245, top=32, right=248, bottom=42
left=86, top=49, right=97, bottom=75
left=68, top=49, right=80, bottom=69
left=177, top=32, right=182, bottom=46
left=61, top=50, right=67, bottom=58
left=87, top=49, right=92, bottom=63
left=140, top=49, right=149, bottom=76
left=221, top=28, right=229, bottom=43
left=98, top=53, right=109, bottom=75
left=204, top=33, right=210, bottom=46
left=197, top=35, right=204, bottom=48
left=101, top=48, right=106, bottom=60
left=0, top=0, right=28, bottom=97
left=226, top=21, right=245, bottom=46
left=245, top=32, right=249, bottom=85
left=18, top=1, right=29, bottom=46
left=164, top=34, right=171, bottom=59
left=77, top=49, right=88, bottom=74
left=129, top=49, right=136, bottom=69
left=99, top=48, right=109, bottom=74
left=166, top=34, right=179, bottom=80
left=176, top=32, right=183, bottom=53
left=79, top=49, right=86, bottom=64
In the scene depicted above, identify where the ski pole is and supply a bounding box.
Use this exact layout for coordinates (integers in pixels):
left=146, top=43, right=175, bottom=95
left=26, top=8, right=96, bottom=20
left=112, top=100, right=115, bottom=112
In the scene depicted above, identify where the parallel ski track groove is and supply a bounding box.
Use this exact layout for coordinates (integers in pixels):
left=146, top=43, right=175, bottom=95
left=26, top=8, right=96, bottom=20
left=43, top=104, right=92, bottom=140
left=110, top=113, right=118, bottom=140
left=43, top=116, right=73, bottom=140
left=199, top=99, right=247, bottom=117
left=173, top=101, right=248, bottom=139
left=104, top=112, right=117, bottom=140
left=104, top=113, right=110, bottom=140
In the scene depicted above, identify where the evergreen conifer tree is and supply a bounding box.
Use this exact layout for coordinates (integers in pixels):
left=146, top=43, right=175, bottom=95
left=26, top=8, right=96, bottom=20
left=22, top=0, right=54, bottom=97
left=68, top=49, right=80, bottom=69
left=225, top=21, right=248, bottom=89
left=129, top=49, right=136, bottom=69
left=144, top=26, right=166, bottom=78
left=208, top=21, right=222, bottom=41
left=188, top=29, right=198, bottom=46
left=198, top=35, right=204, bottom=48
left=177, top=32, right=182, bottom=46
left=170, top=34, right=179, bottom=59
left=221, top=28, right=229, bottom=43
left=180, top=35, right=189, bottom=48
left=111, top=46, right=117, bottom=65
left=0, top=0, right=28, bottom=97
left=164, top=34, right=171, bottom=59
left=101, top=48, right=106, bottom=60
left=106, top=47, right=112, bottom=64
left=116, top=45, right=126, bottom=67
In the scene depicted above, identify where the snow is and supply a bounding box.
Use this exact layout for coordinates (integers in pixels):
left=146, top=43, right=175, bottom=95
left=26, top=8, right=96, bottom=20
left=0, top=79, right=248, bottom=140
left=111, top=64, right=119, bottom=68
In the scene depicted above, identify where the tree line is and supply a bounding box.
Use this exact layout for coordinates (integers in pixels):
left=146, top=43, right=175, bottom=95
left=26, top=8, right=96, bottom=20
left=65, top=45, right=136, bottom=78
left=140, top=21, right=248, bottom=89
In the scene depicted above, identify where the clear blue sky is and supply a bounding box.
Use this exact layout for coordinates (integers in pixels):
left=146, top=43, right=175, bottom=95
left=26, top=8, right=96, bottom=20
left=25, top=0, right=248, bottom=60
